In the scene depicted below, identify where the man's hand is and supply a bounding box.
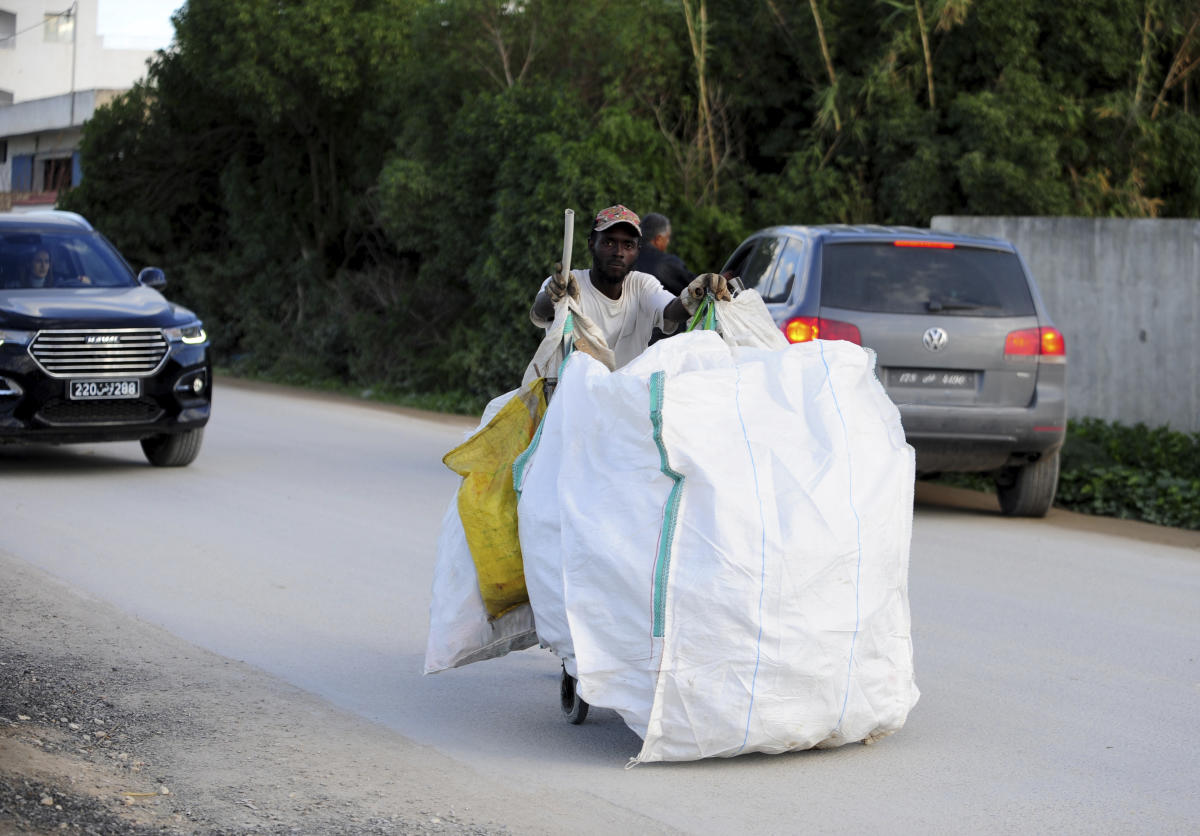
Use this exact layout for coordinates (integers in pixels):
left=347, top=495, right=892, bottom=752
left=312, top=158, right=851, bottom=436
left=547, top=262, right=579, bottom=305
left=680, top=272, right=732, bottom=315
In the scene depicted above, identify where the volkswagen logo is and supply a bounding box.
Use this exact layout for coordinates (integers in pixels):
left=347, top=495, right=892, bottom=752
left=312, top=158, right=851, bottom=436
left=922, top=327, right=948, bottom=352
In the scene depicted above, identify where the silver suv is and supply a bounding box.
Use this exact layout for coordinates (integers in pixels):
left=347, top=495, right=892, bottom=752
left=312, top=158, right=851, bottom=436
left=721, top=225, right=1067, bottom=516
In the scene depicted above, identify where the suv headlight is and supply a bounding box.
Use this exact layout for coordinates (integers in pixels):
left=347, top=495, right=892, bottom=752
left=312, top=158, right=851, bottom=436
left=164, top=322, right=207, bottom=345
left=0, top=329, right=33, bottom=347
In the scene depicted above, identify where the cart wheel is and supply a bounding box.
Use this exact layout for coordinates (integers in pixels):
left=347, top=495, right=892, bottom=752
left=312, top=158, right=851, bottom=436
left=560, top=665, right=589, bottom=725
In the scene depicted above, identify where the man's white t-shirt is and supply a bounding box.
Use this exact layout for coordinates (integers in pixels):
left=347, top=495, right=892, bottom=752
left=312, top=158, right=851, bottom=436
left=535, top=269, right=677, bottom=369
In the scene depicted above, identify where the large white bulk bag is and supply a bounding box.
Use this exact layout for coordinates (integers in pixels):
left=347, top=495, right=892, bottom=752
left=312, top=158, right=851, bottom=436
left=515, top=330, right=918, bottom=762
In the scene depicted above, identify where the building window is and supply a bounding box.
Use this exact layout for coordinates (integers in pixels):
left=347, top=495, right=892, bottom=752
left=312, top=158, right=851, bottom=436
left=44, top=10, right=74, bottom=43
left=42, top=158, right=73, bottom=192
left=0, top=10, right=14, bottom=49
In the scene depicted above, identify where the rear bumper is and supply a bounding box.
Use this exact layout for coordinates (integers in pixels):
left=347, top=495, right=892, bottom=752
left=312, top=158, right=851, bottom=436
left=898, top=385, right=1066, bottom=473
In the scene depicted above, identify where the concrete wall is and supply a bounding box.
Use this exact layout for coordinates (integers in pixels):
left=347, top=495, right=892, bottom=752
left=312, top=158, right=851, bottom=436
left=931, top=216, right=1200, bottom=432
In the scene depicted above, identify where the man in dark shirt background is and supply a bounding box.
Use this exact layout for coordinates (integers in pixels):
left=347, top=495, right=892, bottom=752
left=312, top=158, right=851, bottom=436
left=634, top=213, right=694, bottom=296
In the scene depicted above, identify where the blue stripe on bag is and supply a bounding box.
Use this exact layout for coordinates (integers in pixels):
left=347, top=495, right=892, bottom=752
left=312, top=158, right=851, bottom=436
left=733, top=362, right=769, bottom=755
left=816, top=341, right=864, bottom=733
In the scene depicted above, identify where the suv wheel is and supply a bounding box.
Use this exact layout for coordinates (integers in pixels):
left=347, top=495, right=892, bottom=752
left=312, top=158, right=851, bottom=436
left=141, top=428, right=204, bottom=467
left=995, top=451, right=1060, bottom=517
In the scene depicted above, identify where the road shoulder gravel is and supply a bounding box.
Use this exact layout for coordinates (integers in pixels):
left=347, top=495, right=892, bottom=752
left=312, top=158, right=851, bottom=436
left=0, top=550, right=665, bottom=836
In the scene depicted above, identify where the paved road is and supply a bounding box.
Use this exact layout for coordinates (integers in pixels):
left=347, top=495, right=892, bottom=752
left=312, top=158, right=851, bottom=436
left=2, top=379, right=1198, bottom=833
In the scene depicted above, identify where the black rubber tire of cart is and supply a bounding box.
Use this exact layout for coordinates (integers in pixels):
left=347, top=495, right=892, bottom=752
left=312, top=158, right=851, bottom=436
left=560, top=665, right=589, bottom=725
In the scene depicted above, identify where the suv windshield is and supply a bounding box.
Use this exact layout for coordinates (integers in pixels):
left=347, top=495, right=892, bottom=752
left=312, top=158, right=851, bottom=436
left=820, top=242, right=1035, bottom=316
left=0, top=231, right=136, bottom=290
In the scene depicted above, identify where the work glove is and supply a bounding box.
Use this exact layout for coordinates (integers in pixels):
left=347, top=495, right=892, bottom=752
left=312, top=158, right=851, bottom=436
left=547, top=262, right=579, bottom=305
left=680, top=272, right=732, bottom=315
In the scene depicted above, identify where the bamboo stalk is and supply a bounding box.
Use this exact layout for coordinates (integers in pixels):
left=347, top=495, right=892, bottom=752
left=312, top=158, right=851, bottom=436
left=1150, top=14, right=1200, bottom=119
left=915, top=0, right=936, bottom=110
left=1131, top=4, right=1155, bottom=120
left=808, top=0, right=842, bottom=131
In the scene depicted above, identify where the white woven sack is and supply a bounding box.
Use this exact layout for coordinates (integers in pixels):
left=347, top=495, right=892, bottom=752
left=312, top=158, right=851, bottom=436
left=522, top=293, right=615, bottom=387
left=712, top=288, right=790, bottom=350
left=516, top=330, right=918, bottom=762
left=423, top=389, right=537, bottom=674
left=426, top=293, right=616, bottom=675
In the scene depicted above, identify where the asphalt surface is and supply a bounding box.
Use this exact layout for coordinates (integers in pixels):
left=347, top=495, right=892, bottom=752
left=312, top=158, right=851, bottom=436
left=2, top=377, right=1198, bottom=834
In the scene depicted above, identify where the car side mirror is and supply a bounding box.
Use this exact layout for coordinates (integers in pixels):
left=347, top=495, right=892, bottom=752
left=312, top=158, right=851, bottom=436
left=138, top=267, right=166, bottom=289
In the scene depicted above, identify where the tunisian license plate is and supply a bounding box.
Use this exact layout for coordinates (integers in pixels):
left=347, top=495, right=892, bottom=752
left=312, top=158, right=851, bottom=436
left=69, top=379, right=142, bottom=400
left=887, top=368, right=977, bottom=389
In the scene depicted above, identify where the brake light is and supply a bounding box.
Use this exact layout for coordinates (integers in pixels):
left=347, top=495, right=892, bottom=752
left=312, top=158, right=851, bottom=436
left=1004, top=329, right=1038, bottom=355
left=893, top=240, right=955, bottom=249
left=783, top=317, right=818, bottom=343
left=821, top=319, right=863, bottom=344
left=782, top=317, right=862, bottom=345
left=1005, top=327, right=1066, bottom=357
left=1040, top=327, right=1065, bottom=356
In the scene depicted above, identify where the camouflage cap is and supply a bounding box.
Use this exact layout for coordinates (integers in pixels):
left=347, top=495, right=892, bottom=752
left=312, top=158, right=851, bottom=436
left=592, top=204, right=642, bottom=236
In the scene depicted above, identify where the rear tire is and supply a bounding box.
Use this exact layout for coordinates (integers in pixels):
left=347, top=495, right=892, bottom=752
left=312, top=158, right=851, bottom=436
left=560, top=666, right=589, bottom=725
left=141, top=427, right=204, bottom=467
left=995, top=451, right=1060, bottom=517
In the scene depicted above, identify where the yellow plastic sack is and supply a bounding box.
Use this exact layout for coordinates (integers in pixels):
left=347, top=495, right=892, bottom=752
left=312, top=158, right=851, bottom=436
left=442, top=378, right=547, bottom=619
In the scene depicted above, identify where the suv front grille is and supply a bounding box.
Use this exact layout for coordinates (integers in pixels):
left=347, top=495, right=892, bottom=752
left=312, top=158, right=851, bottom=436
left=36, top=397, right=164, bottom=426
left=30, top=328, right=168, bottom=377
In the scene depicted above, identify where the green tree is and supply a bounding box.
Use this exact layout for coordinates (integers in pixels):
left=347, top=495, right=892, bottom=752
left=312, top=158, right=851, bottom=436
left=63, top=0, right=1199, bottom=411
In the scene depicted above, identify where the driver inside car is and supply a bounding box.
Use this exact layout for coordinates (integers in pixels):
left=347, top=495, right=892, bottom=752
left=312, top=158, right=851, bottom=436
left=24, top=247, right=91, bottom=288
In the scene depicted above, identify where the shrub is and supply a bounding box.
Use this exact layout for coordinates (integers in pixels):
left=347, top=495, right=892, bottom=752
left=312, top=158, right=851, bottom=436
left=933, top=418, right=1200, bottom=530
left=1055, top=419, right=1200, bottom=529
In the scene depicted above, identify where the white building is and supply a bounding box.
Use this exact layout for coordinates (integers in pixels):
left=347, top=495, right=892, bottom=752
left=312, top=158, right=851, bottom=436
left=0, top=1, right=160, bottom=209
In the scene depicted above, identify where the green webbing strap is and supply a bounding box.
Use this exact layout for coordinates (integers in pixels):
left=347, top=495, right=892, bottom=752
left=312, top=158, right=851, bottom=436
left=686, top=292, right=719, bottom=333
left=649, top=371, right=683, bottom=638
left=514, top=308, right=574, bottom=498
left=562, top=310, right=575, bottom=358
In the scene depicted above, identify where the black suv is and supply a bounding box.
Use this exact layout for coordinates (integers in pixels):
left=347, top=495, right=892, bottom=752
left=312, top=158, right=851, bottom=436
left=0, top=211, right=211, bottom=466
left=722, top=225, right=1067, bottom=516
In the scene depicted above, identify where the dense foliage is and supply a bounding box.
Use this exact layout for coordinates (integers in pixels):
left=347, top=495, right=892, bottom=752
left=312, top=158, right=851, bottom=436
left=1055, top=418, right=1200, bottom=529
left=62, top=0, right=1200, bottom=405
